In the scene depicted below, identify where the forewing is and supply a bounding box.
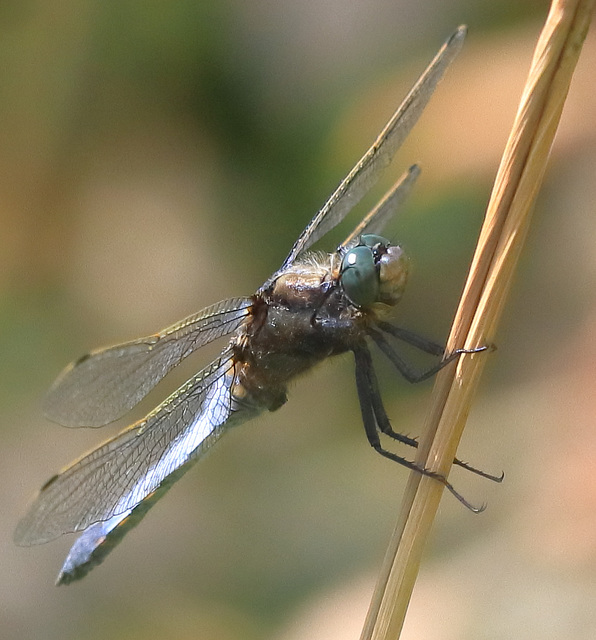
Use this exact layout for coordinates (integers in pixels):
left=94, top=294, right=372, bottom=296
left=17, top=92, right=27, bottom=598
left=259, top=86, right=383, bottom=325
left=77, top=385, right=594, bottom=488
left=44, top=297, right=252, bottom=427
left=15, top=350, right=254, bottom=548
left=340, top=164, right=420, bottom=249
left=272, top=27, right=465, bottom=278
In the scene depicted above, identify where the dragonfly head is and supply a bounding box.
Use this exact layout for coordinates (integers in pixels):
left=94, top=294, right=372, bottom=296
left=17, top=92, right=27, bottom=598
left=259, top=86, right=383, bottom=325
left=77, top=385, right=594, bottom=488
left=340, top=234, right=409, bottom=308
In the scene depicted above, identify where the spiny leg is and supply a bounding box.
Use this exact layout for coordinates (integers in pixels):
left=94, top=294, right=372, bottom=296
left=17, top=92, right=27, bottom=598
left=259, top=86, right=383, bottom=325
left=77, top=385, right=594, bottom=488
left=375, top=321, right=445, bottom=356
left=375, top=320, right=496, bottom=359
left=368, top=328, right=503, bottom=483
left=356, top=342, right=419, bottom=448
left=369, top=326, right=488, bottom=384
left=352, top=344, right=485, bottom=512
left=355, top=341, right=501, bottom=482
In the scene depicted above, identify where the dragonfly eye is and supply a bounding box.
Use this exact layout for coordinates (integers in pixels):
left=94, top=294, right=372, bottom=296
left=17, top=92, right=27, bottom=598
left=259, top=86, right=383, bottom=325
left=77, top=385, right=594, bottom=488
left=360, top=234, right=389, bottom=253
left=340, top=244, right=381, bottom=307
left=378, top=244, right=409, bottom=306
left=340, top=235, right=409, bottom=308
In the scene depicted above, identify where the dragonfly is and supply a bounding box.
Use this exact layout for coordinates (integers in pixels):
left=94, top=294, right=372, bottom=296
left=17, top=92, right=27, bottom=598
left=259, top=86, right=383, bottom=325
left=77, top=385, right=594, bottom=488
left=15, top=26, right=497, bottom=585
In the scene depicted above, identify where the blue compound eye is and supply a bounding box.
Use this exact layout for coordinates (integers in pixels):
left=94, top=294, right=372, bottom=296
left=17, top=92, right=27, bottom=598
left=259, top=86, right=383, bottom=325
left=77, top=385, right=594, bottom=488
left=359, top=234, right=387, bottom=250
left=340, top=245, right=380, bottom=307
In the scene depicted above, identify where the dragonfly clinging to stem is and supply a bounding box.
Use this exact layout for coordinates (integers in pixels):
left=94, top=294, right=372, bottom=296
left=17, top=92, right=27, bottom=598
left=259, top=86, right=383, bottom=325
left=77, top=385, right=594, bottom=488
left=15, top=26, right=500, bottom=585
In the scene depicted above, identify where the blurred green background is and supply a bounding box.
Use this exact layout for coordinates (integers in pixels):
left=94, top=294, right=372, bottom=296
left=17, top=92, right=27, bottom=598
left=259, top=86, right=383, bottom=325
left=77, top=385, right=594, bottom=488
left=3, top=1, right=596, bottom=639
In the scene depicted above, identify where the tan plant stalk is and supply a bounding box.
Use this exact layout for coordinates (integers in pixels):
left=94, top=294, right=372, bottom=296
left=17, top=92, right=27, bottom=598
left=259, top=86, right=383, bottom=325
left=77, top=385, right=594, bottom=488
left=360, top=1, right=595, bottom=638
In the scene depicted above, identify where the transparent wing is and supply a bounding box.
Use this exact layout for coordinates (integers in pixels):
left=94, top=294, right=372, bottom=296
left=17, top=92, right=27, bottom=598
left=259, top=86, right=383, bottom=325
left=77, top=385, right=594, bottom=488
left=340, top=164, right=421, bottom=249
left=268, top=26, right=465, bottom=283
left=15, top=350, right=256, bottom=548
left=44, top=297, right=252, bottom=427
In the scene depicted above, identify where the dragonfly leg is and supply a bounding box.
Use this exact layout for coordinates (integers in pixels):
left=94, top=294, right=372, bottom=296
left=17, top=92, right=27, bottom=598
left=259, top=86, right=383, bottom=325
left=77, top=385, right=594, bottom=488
left=369, top=325, right=489, bottom=384
left=450, top=458, right=504, bottom=482
left=374, top=321, right=445, bottom=356
left=356, top=342, right=502, bottom=483
left=354, top=342, right=418, bottom=448
left=352, top=344, right=485, bottom=512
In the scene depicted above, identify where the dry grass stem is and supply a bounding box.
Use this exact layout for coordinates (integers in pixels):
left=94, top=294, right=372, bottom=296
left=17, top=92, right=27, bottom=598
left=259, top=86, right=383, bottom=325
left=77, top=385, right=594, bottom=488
left=360, top=1, right=595, bottom=639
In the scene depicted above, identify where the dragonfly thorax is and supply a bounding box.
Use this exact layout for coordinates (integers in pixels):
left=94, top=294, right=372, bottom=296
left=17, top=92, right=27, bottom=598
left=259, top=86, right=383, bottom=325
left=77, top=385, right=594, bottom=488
left=340, top=234, right=409, bottom=308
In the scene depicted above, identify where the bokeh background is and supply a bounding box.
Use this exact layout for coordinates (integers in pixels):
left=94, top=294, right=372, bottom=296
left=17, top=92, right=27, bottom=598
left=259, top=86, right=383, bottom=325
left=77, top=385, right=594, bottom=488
left=3, top=1, right=596, bottom=638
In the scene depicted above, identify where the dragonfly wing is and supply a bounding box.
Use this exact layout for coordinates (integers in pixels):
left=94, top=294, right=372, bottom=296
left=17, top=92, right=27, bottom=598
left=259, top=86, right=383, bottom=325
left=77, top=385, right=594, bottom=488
left=340, top=164, right=420, bottom=249
left=43, top=297, right=252, bottom=427
left=15, top=350, right=259, bottom=581
left=271, top=27, right=465, bottom=279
